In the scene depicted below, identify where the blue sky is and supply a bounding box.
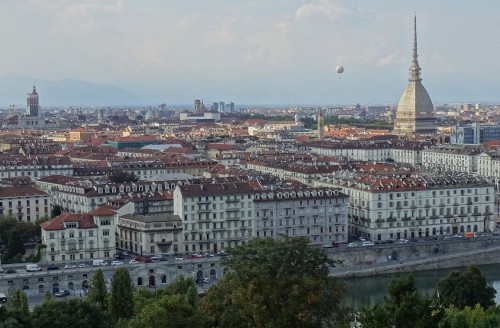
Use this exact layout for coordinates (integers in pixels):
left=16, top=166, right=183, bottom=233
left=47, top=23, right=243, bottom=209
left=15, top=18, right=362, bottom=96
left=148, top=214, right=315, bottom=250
left=1, top=1, right=499, bottom=106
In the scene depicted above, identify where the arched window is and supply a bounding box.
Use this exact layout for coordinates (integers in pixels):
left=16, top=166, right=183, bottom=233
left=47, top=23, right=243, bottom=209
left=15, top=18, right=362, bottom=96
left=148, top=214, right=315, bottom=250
left=50, top=243, right=55, bottom=252
left=137, top=277, right=143, bottom=286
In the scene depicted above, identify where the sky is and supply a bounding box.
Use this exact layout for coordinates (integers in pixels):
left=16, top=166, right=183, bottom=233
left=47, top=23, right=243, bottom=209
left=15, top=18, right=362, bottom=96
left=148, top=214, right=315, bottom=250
left=1, top=0, right=499, bottom=106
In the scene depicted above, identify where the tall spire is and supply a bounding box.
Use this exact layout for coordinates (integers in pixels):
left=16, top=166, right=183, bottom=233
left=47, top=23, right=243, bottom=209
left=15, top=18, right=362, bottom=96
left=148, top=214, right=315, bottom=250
left=409, top=14, right=421, bottom=81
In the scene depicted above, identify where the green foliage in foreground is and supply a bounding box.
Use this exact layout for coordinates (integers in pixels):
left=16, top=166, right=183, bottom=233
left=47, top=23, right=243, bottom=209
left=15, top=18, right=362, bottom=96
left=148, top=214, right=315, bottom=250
left=0, top=237, right=498, bottom=328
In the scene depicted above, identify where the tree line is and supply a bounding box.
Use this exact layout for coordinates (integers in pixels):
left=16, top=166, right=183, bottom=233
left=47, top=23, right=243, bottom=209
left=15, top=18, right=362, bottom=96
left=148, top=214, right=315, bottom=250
left=0, top=205, right=61, bottom=264
left=1, top=237, right=499, bottom=327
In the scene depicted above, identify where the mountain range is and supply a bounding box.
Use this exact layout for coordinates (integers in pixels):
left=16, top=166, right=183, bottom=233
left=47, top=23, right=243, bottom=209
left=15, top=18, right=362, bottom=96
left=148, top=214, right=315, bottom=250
left=0, top=75, right=145, bottom=108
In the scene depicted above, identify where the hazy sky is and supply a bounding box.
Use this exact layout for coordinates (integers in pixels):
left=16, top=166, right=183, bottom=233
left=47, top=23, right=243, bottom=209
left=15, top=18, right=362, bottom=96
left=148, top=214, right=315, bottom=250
left=1, top=1, right=499, bottom=106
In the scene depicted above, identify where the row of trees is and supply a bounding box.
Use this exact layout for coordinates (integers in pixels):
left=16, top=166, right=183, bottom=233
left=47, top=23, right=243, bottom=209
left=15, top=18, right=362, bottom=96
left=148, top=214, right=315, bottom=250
left=1, top=237, right=498, bottom=327
left=0, top=205, right=61, bottom=263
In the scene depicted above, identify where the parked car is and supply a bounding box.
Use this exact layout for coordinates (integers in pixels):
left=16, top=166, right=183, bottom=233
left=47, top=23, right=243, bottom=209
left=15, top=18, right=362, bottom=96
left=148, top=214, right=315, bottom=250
left=217, top=251, right=228, bottom=256
left=347, top=243, right=357, bottom=247
left=410, top=238, right=419, bottom=243
left=111, top=261, right=123, bottom=266
left=399, top=239, right=409, bottom=243
left=0, top=267, right=3, bottom=273
left=203, top=253, right=215, bottom=257
left=115, top=254, right=124, bottom=260
left=151, top=255, right=163, bottom=261
left=362, top=241, right=375, bottom=247
left=358, top=237, right=366, bottom=242
left=175, top=257, right=184, bottom=261
left=54, top=290, right=70, bottom=298
left=203, top=277, right=210, bottom=283
left=133, top=256, right=142, bottom=262
left=47, top=265, right=60, bottom=271
left=78, top=263, right=88, bottom=268
left=64, top=264, right=77, bottom=269
left=129, top=260, right=139, bottom=264
left=5, top=268, right=16, bottom=274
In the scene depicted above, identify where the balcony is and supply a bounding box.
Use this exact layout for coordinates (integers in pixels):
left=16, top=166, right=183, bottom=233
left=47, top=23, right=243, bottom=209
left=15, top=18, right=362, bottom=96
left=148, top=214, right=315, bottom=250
left=225, top=208, right=239, bottom=212
left=387, top=217, right=397, bottom=223
left=225, top=199, right=240, bottom=203
left=401, top=217, right=411, bottom=222
left=156, top=240, right=172, bottom=245
left=416, top=217, right=426, bottom=221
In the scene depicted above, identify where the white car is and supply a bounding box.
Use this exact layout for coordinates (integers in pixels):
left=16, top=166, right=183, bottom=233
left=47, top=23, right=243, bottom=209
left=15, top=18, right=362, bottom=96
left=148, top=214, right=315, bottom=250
left=399, top=239, right=409, bottom=243
left=64, top=264, right=77, bottom=269
left=362, top=241, right=375, bottom=247
left=111, top=261, right=123, bottom=266
left=358, top=237, right=366, bottom=242
left=175, top=257, right=184, bottom=261
left=347, top=243, right=356, bottom=247
left=203, top=277, right=210, bottom=283
left=0, top=267, right=3, bottom=273
left=78, top=263, right=88, bottom=268
left=128, top=260, right=139, bottom=264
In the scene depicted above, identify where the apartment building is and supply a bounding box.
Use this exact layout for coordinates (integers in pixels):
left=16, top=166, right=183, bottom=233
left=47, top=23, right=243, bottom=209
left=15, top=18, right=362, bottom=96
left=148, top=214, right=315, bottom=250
left=304, top=140, right=431, bottom=165
left=173, top=182, right=257, bottom=254
left=40, top=207, right=117, bottom=262
left=421, top=145, right=483, bottom=173
left=0, top=156, right=73, bottom=181
left=253, top=187, right=349, bottom=245
left=317, top=170, right=495, bottom=241
left=116, top=213, right=182, bottom=256
left=0, top=186, right=51, bottom=222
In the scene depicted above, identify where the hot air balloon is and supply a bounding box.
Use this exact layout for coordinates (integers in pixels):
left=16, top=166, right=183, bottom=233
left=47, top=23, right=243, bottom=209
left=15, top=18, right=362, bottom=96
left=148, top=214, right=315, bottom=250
left=336, top=65, right=344, bottom=74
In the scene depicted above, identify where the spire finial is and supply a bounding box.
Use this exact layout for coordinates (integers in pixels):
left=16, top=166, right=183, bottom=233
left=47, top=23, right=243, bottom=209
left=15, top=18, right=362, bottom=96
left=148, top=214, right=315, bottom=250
left=409, top=14, right=421, bottom=81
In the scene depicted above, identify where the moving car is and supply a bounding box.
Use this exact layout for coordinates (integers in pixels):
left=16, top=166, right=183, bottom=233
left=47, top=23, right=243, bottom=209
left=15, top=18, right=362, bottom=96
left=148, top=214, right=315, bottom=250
left=362, top=241, right=375, bottom=247
left=399, top=239, right=409, bottom=243
left=47, top=265, right=60, bottom=271
left=347, top=243, right=357, bottom=247
left=111, top=261, right=123, bottom=266
left=129, top=260, right=139, bottom=264
left=175, top=257, right=184, bottom=261
left=64, top=264, right=77, bottom=269
left=5, top=268, right=16, bottom=274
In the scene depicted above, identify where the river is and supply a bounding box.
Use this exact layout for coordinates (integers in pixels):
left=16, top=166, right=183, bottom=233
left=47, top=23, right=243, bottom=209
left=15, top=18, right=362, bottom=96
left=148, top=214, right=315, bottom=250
left=342, top=263, right=500, bottom=308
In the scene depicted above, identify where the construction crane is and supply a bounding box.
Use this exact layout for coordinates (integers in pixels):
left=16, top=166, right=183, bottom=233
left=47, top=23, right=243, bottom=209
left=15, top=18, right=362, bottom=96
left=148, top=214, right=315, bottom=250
left=9, top=104, right=22, bottom=116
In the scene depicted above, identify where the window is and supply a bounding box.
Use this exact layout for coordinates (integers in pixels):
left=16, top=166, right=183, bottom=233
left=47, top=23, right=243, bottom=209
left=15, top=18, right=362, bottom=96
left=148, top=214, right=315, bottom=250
left=102, top=230, right=110, bottom=236
left=49, top=232, right=55, bottom=239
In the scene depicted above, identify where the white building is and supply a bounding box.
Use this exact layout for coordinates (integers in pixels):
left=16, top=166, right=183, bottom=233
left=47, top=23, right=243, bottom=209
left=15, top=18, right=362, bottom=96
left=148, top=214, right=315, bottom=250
left=116, top=213, right=183, bottom=256
left=0, top=186, right=51, bottom=222
left=317, top=171, right=495, bottom=241
left=173, top=182, right=256, bottom=254
left=421, top=145, right=482, bottom=173
left=253, top=187, right=349, bottom=245
left=40, top=207, right=117, bottom=262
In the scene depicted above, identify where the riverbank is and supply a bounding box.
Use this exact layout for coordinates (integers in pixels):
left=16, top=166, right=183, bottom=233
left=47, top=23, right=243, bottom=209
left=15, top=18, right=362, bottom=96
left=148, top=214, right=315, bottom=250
left=329, top=241, right=500, bottom=278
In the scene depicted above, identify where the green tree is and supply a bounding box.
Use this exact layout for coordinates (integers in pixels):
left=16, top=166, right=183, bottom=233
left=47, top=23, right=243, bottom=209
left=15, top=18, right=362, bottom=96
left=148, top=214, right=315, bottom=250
left=108, top=170, right=138, bottom=184
left=3, top=227, right=25, bottom=262
left=109, top=267, right=134, bottom=322
left=201, top=237, right=346, bottom=328
left=87, top=269, right=108, bottom=310
left=3, top=290, right=30, bottom=328
left=436, top=265, right=496, bottom=309
left=34, top=215, right=50, bottom=237
left=438, top=304, right=500, bottom=328
left=50, top=205, right=62, bottom=219
left=43, top=291, right=52, bottom=303
left=358, top=275, right=440, bottom=328
left=32, top=299, right=112, bottom=328
left=0, top=214, right=18, bottom=243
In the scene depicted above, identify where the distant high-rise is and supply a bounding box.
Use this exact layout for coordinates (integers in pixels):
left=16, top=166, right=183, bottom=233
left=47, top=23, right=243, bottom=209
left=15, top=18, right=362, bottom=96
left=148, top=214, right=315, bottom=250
left=219, top=101, right=225, bottom=113
left=194, top=99, right=202, bottom=112
left=393, top=16, right=436, bottom=137
left=26, top=85, right=39, bottom=117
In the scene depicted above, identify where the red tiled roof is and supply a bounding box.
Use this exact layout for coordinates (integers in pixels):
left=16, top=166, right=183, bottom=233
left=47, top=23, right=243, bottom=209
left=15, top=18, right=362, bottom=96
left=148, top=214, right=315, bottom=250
left=0, top=186, right=48, bottom=198
left=40, top=213, right=97, bottom=231
left=88, top=207, right=116, bottom=216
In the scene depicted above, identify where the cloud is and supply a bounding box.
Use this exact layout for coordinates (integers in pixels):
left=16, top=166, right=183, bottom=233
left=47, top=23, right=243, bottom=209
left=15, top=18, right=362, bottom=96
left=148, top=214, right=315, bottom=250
left=377, top=52, right=405, bottom=67
left=64, top=1, right=124, bottom=16
left=295, top=0, right=348, bottom=21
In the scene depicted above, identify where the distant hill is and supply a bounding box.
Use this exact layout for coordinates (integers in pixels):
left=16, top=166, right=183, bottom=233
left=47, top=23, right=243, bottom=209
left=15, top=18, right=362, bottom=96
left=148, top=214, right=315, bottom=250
left=0, top=75, right=144, bottom=108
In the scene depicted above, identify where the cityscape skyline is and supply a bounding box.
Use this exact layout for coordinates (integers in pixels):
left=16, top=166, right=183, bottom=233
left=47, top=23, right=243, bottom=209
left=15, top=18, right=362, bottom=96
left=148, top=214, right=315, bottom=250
left=1, top=1, right=499, bottom=106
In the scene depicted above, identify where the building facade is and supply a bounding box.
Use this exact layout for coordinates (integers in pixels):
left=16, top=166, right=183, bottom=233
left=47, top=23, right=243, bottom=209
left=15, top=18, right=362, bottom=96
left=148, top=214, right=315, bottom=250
left=0, top=186, right=51, bottom=222
left=116, top=213, right=182, bottom=256
left=40, top=207, right=117, bottom=262
left=253, top=187, right=349, bottom=245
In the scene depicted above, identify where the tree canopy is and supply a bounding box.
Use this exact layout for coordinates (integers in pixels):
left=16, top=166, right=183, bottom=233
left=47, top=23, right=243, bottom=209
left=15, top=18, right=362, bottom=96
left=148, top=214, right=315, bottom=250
left=359, top=275, right=440, bottom=328
left=201, top=237, right=346, bottom=327
left=436, top=265, right=497, bottom=309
